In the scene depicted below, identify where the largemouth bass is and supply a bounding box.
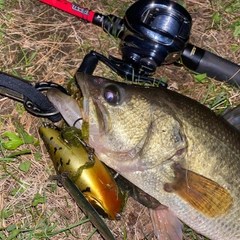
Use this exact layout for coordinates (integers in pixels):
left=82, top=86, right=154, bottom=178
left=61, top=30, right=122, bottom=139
left=47, top=88, right=184, bottom=239
left=75, top=72, right=240, bottom=240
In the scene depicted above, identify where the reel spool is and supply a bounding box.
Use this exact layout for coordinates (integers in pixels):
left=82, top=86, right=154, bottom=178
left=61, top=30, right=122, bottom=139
left=120, top=0, right=192, bottom=76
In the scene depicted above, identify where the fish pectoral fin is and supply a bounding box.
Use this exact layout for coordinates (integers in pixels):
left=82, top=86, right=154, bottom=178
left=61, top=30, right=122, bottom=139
left=164, top=163, right=233, bottom=217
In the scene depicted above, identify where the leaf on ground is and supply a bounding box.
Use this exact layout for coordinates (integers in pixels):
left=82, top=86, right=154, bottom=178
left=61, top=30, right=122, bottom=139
left=6, top=229, right=20, bottom=240
left=1, top=209, right=13, bottom=219
left=2, top=132, right=24, bottom=150
left=32, top=193, right=45, bottom=206
left=19, top=160, right=31, bottom=172
left=233, top=25, right=240, bottom=39
left=14, top=120, right=34, bottom=144
left=194, top=73, right=207, bottom=83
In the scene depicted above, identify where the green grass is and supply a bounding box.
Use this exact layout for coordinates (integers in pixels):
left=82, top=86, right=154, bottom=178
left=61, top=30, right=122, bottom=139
left=0, top=135, right=94, bottom=239
left=192, top=73, right=233, bottom=114
left=0, top=211, right=92, bottom=239
left=210, top=0, right=240, bottom=39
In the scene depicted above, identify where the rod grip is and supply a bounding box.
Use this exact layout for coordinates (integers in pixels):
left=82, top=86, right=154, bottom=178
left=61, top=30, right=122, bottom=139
left=182, top=44, right=240, bottom=86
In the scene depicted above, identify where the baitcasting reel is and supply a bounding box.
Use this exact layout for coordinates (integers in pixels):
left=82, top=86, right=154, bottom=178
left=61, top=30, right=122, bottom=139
left=78, top=0, right=192, bottom=86
left=41, top=0, right=240, bottom=85
left=120, top=0, right=192, bottom=76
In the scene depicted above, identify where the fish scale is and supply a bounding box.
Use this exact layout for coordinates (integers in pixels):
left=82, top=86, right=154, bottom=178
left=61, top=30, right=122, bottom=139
left=76, top=72, right=240, bottom=240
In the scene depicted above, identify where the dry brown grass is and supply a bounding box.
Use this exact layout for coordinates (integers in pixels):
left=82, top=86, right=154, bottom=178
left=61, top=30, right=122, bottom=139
left=0, top=0, right=239, bottom=239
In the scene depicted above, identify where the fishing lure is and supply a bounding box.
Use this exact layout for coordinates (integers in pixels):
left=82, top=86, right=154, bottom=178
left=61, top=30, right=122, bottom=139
left=54, top=172, right=115, bottom=240
left=39, top=125, right=124, bottom=220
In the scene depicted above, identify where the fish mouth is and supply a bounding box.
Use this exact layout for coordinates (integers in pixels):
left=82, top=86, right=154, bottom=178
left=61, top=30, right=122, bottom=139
left=76, top=73, right=90, bottom=122
left=81, top=97, right=89, bottom=123
left=93, top=100, right=110, bottom=133
left=76, top=72, right=108, bottom=134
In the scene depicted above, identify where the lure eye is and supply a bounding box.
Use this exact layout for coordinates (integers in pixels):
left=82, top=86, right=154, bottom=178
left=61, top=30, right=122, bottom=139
left=103, top=85, right=121, bottom=105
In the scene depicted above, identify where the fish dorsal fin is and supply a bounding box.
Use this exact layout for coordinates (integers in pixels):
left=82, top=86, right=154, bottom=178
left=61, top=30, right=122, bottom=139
left=164, top=163, right=233, bottom=217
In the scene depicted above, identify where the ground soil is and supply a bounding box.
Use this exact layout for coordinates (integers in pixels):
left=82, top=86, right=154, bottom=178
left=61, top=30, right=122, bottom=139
left=0, top=0, right=239, bottom=240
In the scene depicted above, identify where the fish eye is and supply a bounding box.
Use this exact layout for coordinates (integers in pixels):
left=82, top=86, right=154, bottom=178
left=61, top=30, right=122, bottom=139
left=103, top=85, right=121, bottom=105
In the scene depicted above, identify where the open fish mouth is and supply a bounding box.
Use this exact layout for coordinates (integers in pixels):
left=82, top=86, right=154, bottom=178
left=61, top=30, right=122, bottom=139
left=81, top=97, right=89, bottom=123
left=46, top=73, right=91, bottom=128
left=47, top=88, right=83, bottom=129
left=76, top=73, right=98, bottom=124
left=77, top=73, right=127, bottom=138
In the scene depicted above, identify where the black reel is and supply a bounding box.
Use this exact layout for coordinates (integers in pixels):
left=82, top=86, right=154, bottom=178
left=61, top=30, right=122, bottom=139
left=120, top=0, right=192, bottom=76
left=86, top=0, right=240, bottom=85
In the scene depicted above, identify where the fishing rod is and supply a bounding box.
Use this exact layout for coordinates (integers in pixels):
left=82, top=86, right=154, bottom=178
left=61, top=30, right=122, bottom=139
left=40, top=0, right=240, bottom=86
left=39, top=0, right=124, bottom=37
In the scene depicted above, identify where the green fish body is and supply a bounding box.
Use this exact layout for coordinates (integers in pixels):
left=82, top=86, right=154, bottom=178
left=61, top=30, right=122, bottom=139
left=76, top=73, right=240, bottom=240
